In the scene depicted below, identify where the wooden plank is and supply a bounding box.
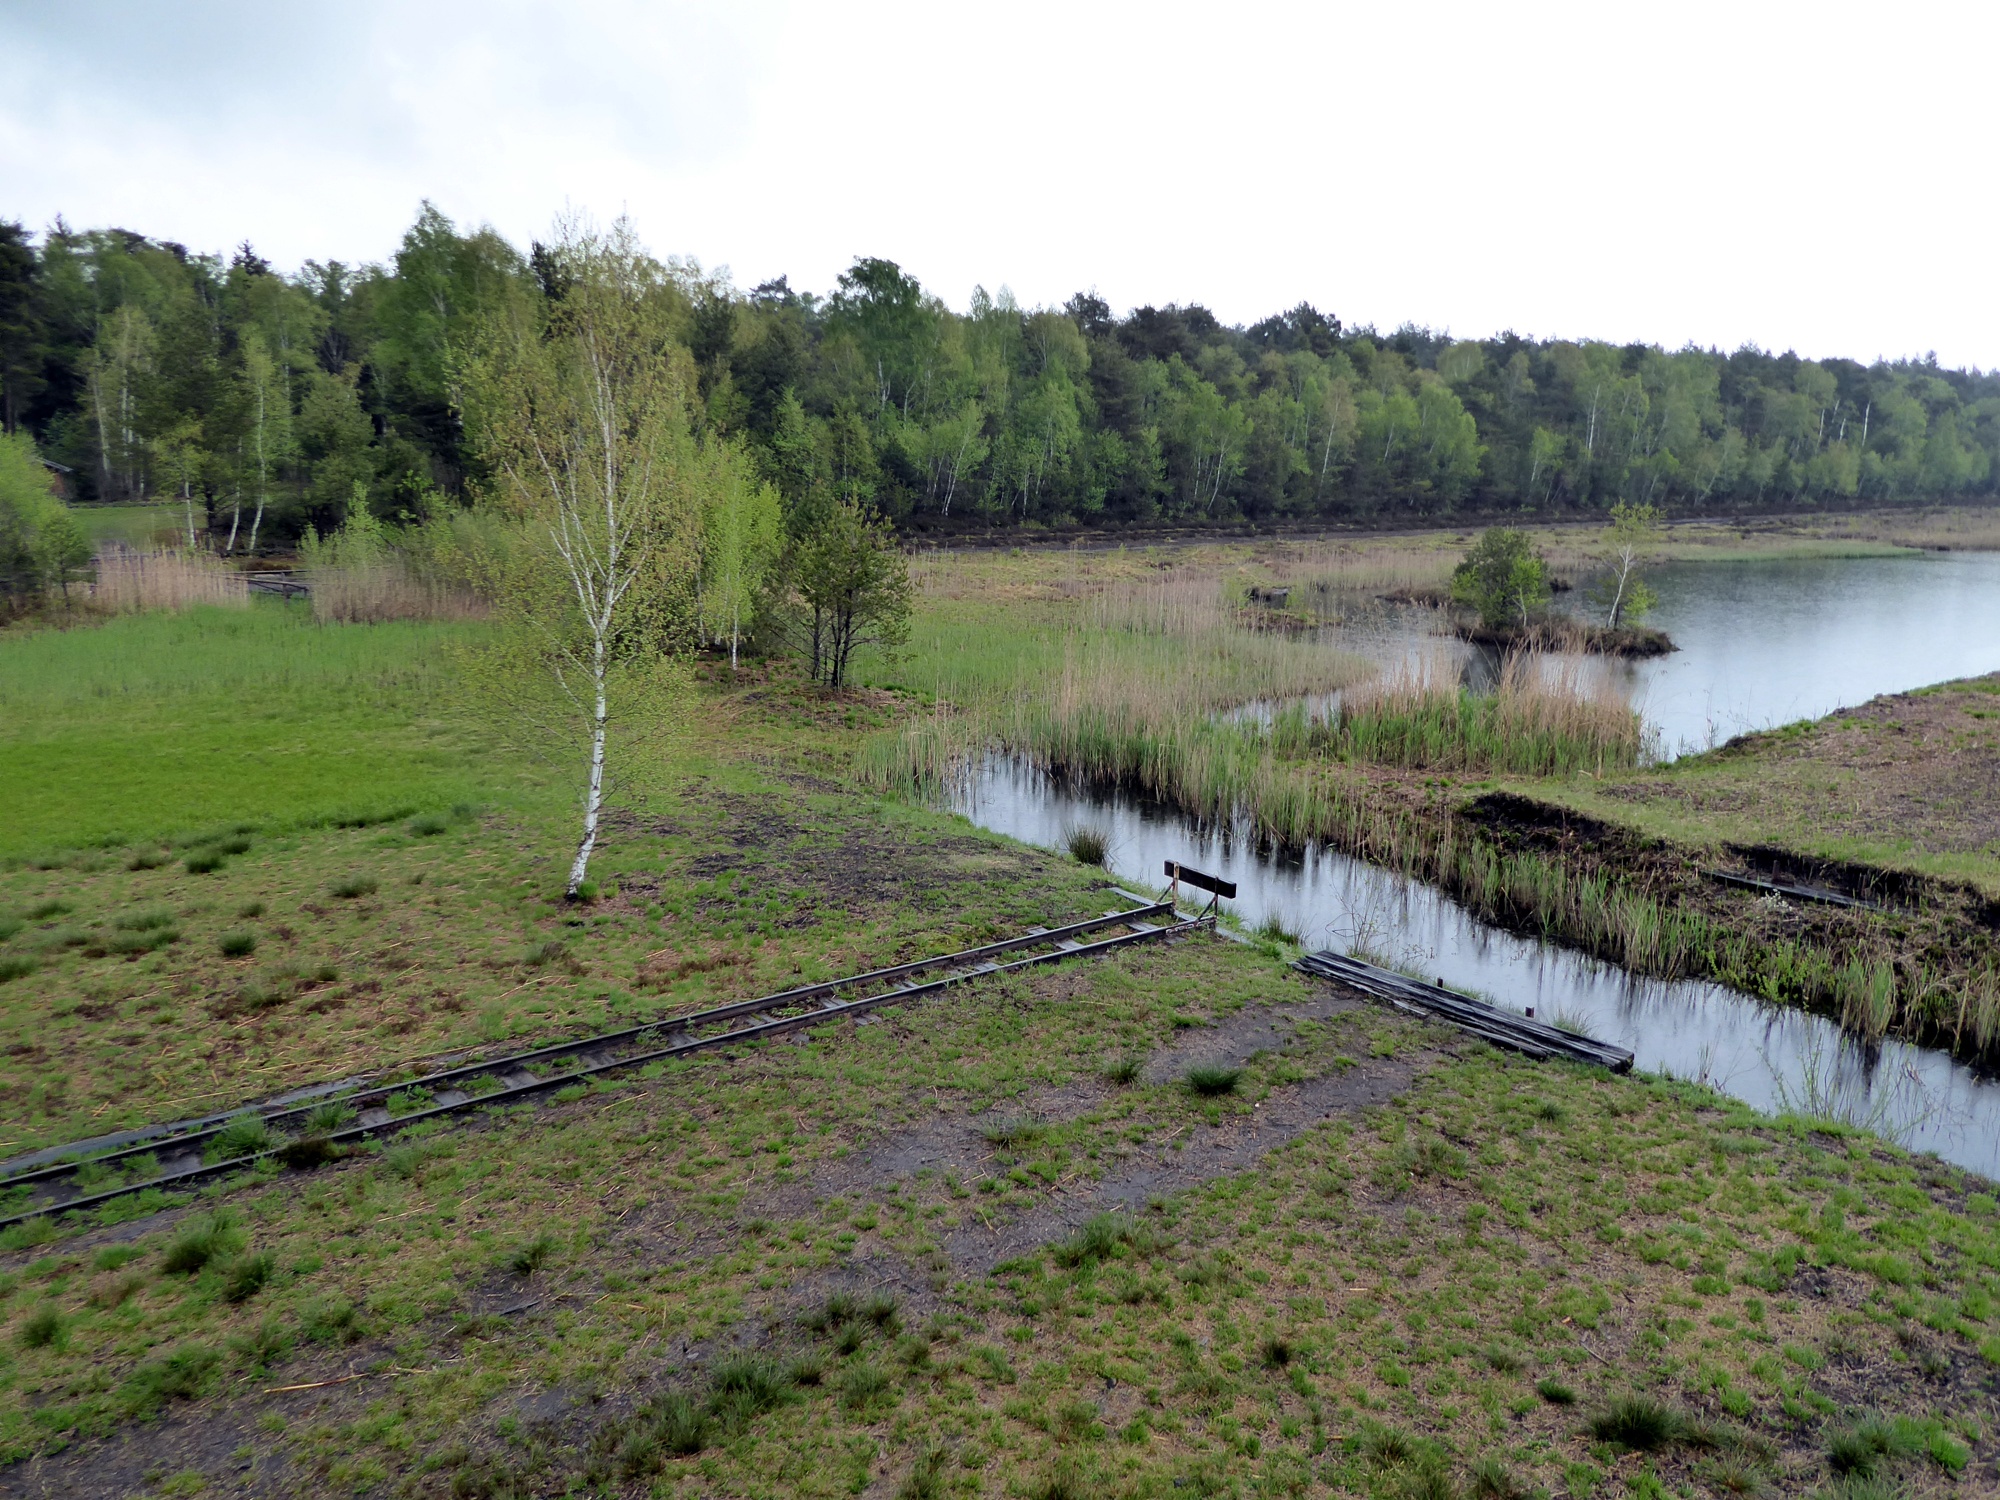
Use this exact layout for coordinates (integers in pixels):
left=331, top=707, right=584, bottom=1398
left=1295, top=950, right=1633, bottom=1073
left=1702, top=869, right=1882, bottom=911
left=1164, top=861, right=1237, bottom=899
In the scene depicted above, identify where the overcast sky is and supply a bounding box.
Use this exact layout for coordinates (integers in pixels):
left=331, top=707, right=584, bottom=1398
left=4, top=0, right=1995, bottom=368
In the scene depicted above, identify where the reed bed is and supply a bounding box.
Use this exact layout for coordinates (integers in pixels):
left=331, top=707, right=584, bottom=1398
left=306, top=558, right=485, bottom=625
left=91, top=548, right=249, bottom=613
left=862, top=544, right=2000, bottom=1062
left=1296, top=653, right=1643, bottom=777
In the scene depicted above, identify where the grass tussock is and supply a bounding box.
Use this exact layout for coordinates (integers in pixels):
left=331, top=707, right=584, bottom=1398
left=1185, top=1063, right=1242, bottom=1096
left=1063, top=825, right=1108, bottom=866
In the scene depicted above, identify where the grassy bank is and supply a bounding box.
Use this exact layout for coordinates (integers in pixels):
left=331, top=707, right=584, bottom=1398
left=2, top=572, right=1997, bottom=1496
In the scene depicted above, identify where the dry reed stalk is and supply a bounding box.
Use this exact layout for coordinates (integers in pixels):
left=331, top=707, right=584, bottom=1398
left=306, top=560, right=485, bottom=624
left=91, top=548, right=250, bottom=613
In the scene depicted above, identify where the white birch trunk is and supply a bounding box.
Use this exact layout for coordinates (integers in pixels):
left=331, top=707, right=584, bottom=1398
left=567, top=630, right=608, bottom=894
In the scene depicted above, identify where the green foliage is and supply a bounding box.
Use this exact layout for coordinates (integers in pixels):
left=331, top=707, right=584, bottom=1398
left=1451, top=528, right=1550, bottom=628
left=121, top=1345, right=221, bottom=1416
left=9, top=208, right=2000, bottom=543
left=1185, top=1064, right=1242, bottom=1096
left=162, top=1211, right=246, bottom=1274
left=1588, top=1396, right=1686, bottom=1450
left=773, top=497, right=912, bottom=689
left=1064, top=826, right=1109, bottom=866
left=505, top=1233, right=557, bottom=1275
left=205, top=1114, right=274, bottom=1162
left=17, top=1304, right=64, bottom=1350
left=0, top=432, right=65, bottom=603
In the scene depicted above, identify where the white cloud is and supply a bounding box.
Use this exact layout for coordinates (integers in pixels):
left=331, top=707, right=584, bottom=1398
left=4, top=0, right=1995, bottom=366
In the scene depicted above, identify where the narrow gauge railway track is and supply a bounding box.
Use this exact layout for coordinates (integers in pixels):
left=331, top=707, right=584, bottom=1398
left=0, top=900, right=1194, bottom=1232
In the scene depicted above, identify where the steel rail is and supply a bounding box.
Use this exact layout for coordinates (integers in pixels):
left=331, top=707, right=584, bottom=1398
left=0, top=903, right=1194, bottom=1231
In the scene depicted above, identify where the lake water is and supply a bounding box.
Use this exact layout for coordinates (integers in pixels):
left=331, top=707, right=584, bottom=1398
left=948, top=551, right=2000, bottom=1178
left=1614, top=550, right=2000, bottom=756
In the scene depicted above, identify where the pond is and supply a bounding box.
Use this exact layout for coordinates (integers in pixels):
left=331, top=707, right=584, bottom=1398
left=949, top=551, right=2000, bottom=1178
left=1611, top=549, right=2000, bottom=756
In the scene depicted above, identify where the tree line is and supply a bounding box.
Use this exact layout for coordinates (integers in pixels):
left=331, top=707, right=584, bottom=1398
left=3, top=204, right=1998, bottom=545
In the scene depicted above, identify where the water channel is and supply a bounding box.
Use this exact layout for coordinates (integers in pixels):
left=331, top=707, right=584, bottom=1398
left=950, top=551, right=2000, bottom=1178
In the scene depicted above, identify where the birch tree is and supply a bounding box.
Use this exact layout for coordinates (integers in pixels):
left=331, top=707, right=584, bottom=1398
left=234, top=329, right=291, bottom=555
left=1592, top=501, right=1662, bottom=630
left=698, top=445, right=782, bottom=669
left=463, top=218, right=702, bottom=898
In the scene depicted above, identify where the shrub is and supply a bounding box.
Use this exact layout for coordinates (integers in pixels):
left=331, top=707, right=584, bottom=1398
left=215, top=835, right=251, bottom=856
left=25, top=900, right=70, bottom=920
left=127, top=850, right=170, bottom=870
left=330, top=874, right=378, bottom=899
left=235, top=901, right=265, bottom=919
left=18, top=1305, right=64, bottom=1350
left=218, top=930, right=259, bottom=957
left=113, top=907, right=176, bottom=931
left=1101, top=1055, right=1143, bottom=1085
left=862, top=1290, right=901, bottom=1329
left=184, top=849, right=227, bottom=874
left=1452, top=527, right=1550, bottom=628
left=1535, top=1377, right=1576, bottom=1405
left=162, top=1211, right=247, bottom=1274
left=123, top=1345, right=222, bottom=1416
left=1258, top=1333, right=1295, bottom=1368
left=1064, top=826, right=1109, bottom=866
left=506, top=1234, right=558, bottom=1275
left=407, top=813, right=449, bottom=837
left=224, top=1251, right=276, bottom=1303
left=0, top=955, right=36, bottom=983
left=1186, top=1064, right=1242, bottom=1096
left=1589, top=1395, right=1686, bottom=1450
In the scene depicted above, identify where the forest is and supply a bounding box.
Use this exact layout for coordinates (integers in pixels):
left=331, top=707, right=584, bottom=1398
left=3, top=202, right=1998, bottom=545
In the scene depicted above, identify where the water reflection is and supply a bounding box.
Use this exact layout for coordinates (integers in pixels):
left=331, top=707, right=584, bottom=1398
left=953, top=756, right=2000, bottom=1179
left=1268, top=551, right=2000, bottom=759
